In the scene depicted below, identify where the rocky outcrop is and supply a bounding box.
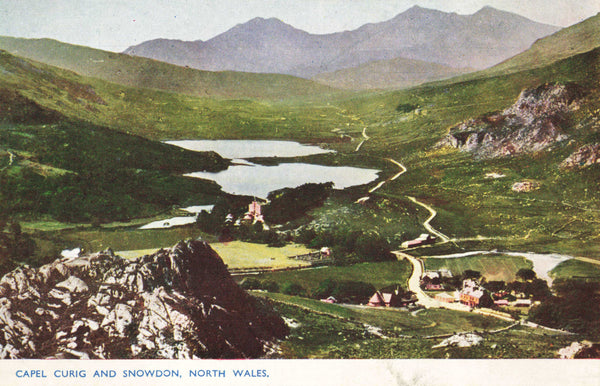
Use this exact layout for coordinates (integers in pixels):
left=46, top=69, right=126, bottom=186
left=560, top=143, right=600, bottom=169
left=438, top=83, right=586, bottom=158
left=511, top=181, right=541, bottom=192
left=0, top=240, right=288, bottom=359
left=558, top=341, right=600, bottom=359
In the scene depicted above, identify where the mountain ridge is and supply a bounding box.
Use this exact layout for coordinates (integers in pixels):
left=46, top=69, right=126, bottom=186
left=124, top=6, right=559, bottom=78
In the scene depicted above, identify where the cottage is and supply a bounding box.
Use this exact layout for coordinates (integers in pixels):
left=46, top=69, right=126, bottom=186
left=513, top=299, right=532, bottom=307
left=401, top=234, right=436, bottom=249
left=423, top=271, right=440, bottom=280
left=425, top=283, right=444, bottom=291
left=494, top=299, right=510, bottom=307
left=435, top=292, right=455, bottom=303
left=368, top=292, right=386, bottom=307
left=368, top=290, right=416, bottom=307
left=438, top=269, right=453, bottom=278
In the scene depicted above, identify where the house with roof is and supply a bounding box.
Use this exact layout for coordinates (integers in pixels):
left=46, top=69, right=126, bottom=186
left=459, top=279, right=492, bottom=308
left=368, top=289, right=417, bottom=308
left=401, top=233, right=436, bottom=249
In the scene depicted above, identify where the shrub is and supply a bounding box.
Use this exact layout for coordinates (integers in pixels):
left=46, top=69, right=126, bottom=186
left=331, top=281, right=376, bottom=304
left=281, top=282, right=307, bottom=297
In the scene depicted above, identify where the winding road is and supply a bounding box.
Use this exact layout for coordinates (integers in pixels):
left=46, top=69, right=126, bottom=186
left=406, top=196, right=450, bottom=243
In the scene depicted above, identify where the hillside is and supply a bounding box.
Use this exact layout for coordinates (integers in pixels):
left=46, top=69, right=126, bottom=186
left=0, top=36, right=336, bottom=100
left=458, top=13, right=600, bottom=80
left=124, top=6, right=558, bottom=78
left=0, top=50, right=228, bottom=224
left=312, top=57, right=472, bottom=90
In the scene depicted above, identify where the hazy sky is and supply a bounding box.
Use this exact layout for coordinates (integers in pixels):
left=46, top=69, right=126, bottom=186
left=1, top=0, right=598, bottom=52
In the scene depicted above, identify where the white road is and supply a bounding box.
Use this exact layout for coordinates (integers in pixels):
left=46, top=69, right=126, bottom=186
left=406, top=196, right=450, bottom=243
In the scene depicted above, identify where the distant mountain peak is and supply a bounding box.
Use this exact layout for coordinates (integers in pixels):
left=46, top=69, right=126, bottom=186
left=123, top=6, right=560, bottom=78
left=473, top=5, right=523, bottom=19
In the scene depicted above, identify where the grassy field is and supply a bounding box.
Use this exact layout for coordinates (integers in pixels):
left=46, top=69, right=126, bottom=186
left=105, top=238, right=314, bottom=268
left=257, top=293, right=572, bottom=358
left=209, top=241, right=315, bottom=269
left=551, top=259, right=600, bottom=281
left=422, top=254, right=533, bottom=282
left=248, top=260, right=412, bottom=294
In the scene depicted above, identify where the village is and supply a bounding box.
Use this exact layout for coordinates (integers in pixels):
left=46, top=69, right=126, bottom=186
left=195, top=199, right=543, bottom=319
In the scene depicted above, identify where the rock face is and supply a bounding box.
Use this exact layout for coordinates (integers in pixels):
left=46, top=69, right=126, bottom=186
left=560, top=143, right=600, bottom=169
left=438, top=83, right=586, bottom=158
left=0, top=240, right=288, bottom=359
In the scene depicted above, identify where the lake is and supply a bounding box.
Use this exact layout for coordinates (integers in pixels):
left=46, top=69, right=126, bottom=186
left=171, top=140, right=380, bottom=198
left=166, top=139, right=334, bottom=159
left=139, top=140, right=380, bottom=229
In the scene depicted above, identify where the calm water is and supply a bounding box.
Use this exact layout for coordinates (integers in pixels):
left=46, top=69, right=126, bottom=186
left=170, top=140, right=380, bottom=198
left=166, top=139, right=334, bottom=159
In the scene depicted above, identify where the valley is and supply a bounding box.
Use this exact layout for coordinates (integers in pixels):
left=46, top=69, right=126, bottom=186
left=0, top=4, right=599, bottom=361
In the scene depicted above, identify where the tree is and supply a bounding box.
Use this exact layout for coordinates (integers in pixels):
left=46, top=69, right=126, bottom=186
left=354, top=232, right=393, bottom=262
left=516, top=268, right=537, bottom=281
left=331, top=281, right=376, bottom=304
left=462, top=270, right=481, bottom=280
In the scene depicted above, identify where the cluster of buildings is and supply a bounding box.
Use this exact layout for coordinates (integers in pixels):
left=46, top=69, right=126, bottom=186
left=429, top=277, right=534, bottom=309
left=367, top=287, right=418, bottom=308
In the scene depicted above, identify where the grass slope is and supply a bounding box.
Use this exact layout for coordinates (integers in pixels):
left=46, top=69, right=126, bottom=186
left=250, top=260, right=412, bottom=295
left=0, top=36, right=338, bottom=100
left=423, top=255, right=533, bottom=282
left=258, top=294, right=570, bottom=358
left=312, top=57, right=473, bottom=90
left=448, top=13, right=600, bottom=82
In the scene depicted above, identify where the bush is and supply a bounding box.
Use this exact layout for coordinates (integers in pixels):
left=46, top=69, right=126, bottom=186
left=312, top=278, right=338, bottom=299
left=516, top=268, right=537, bottom=281
left=281, top=282, right=307, bottom=297
left=331, top=281, right=376, bottom=304
left=354, top=232, right=394, bottom=262
left=240, top=277, right=262, bottom=290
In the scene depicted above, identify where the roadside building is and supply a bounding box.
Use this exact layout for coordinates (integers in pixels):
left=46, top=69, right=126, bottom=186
left=401, top=234, right=436, bottom=249
left=368, top=290, right=417, bottom=307
left=435, top=292, right=455, bottom=303
left=513, top=299, right=532, bottom=307
left=459, top=280, right=493, bottom=308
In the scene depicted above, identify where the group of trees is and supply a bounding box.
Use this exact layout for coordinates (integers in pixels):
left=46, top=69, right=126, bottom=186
left=529, top=279, right=600, bottom=336
left=296, top=227, right=394, bottom=264
left=263, top=183, right=334, bottom=224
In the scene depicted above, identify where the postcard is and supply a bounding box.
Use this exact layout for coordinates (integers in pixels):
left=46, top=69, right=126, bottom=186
left=0, top=1, right=599, bottom=385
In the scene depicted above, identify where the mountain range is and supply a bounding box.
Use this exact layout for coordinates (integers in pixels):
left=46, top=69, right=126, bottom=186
left=124, top=6, right=559, bottom=79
